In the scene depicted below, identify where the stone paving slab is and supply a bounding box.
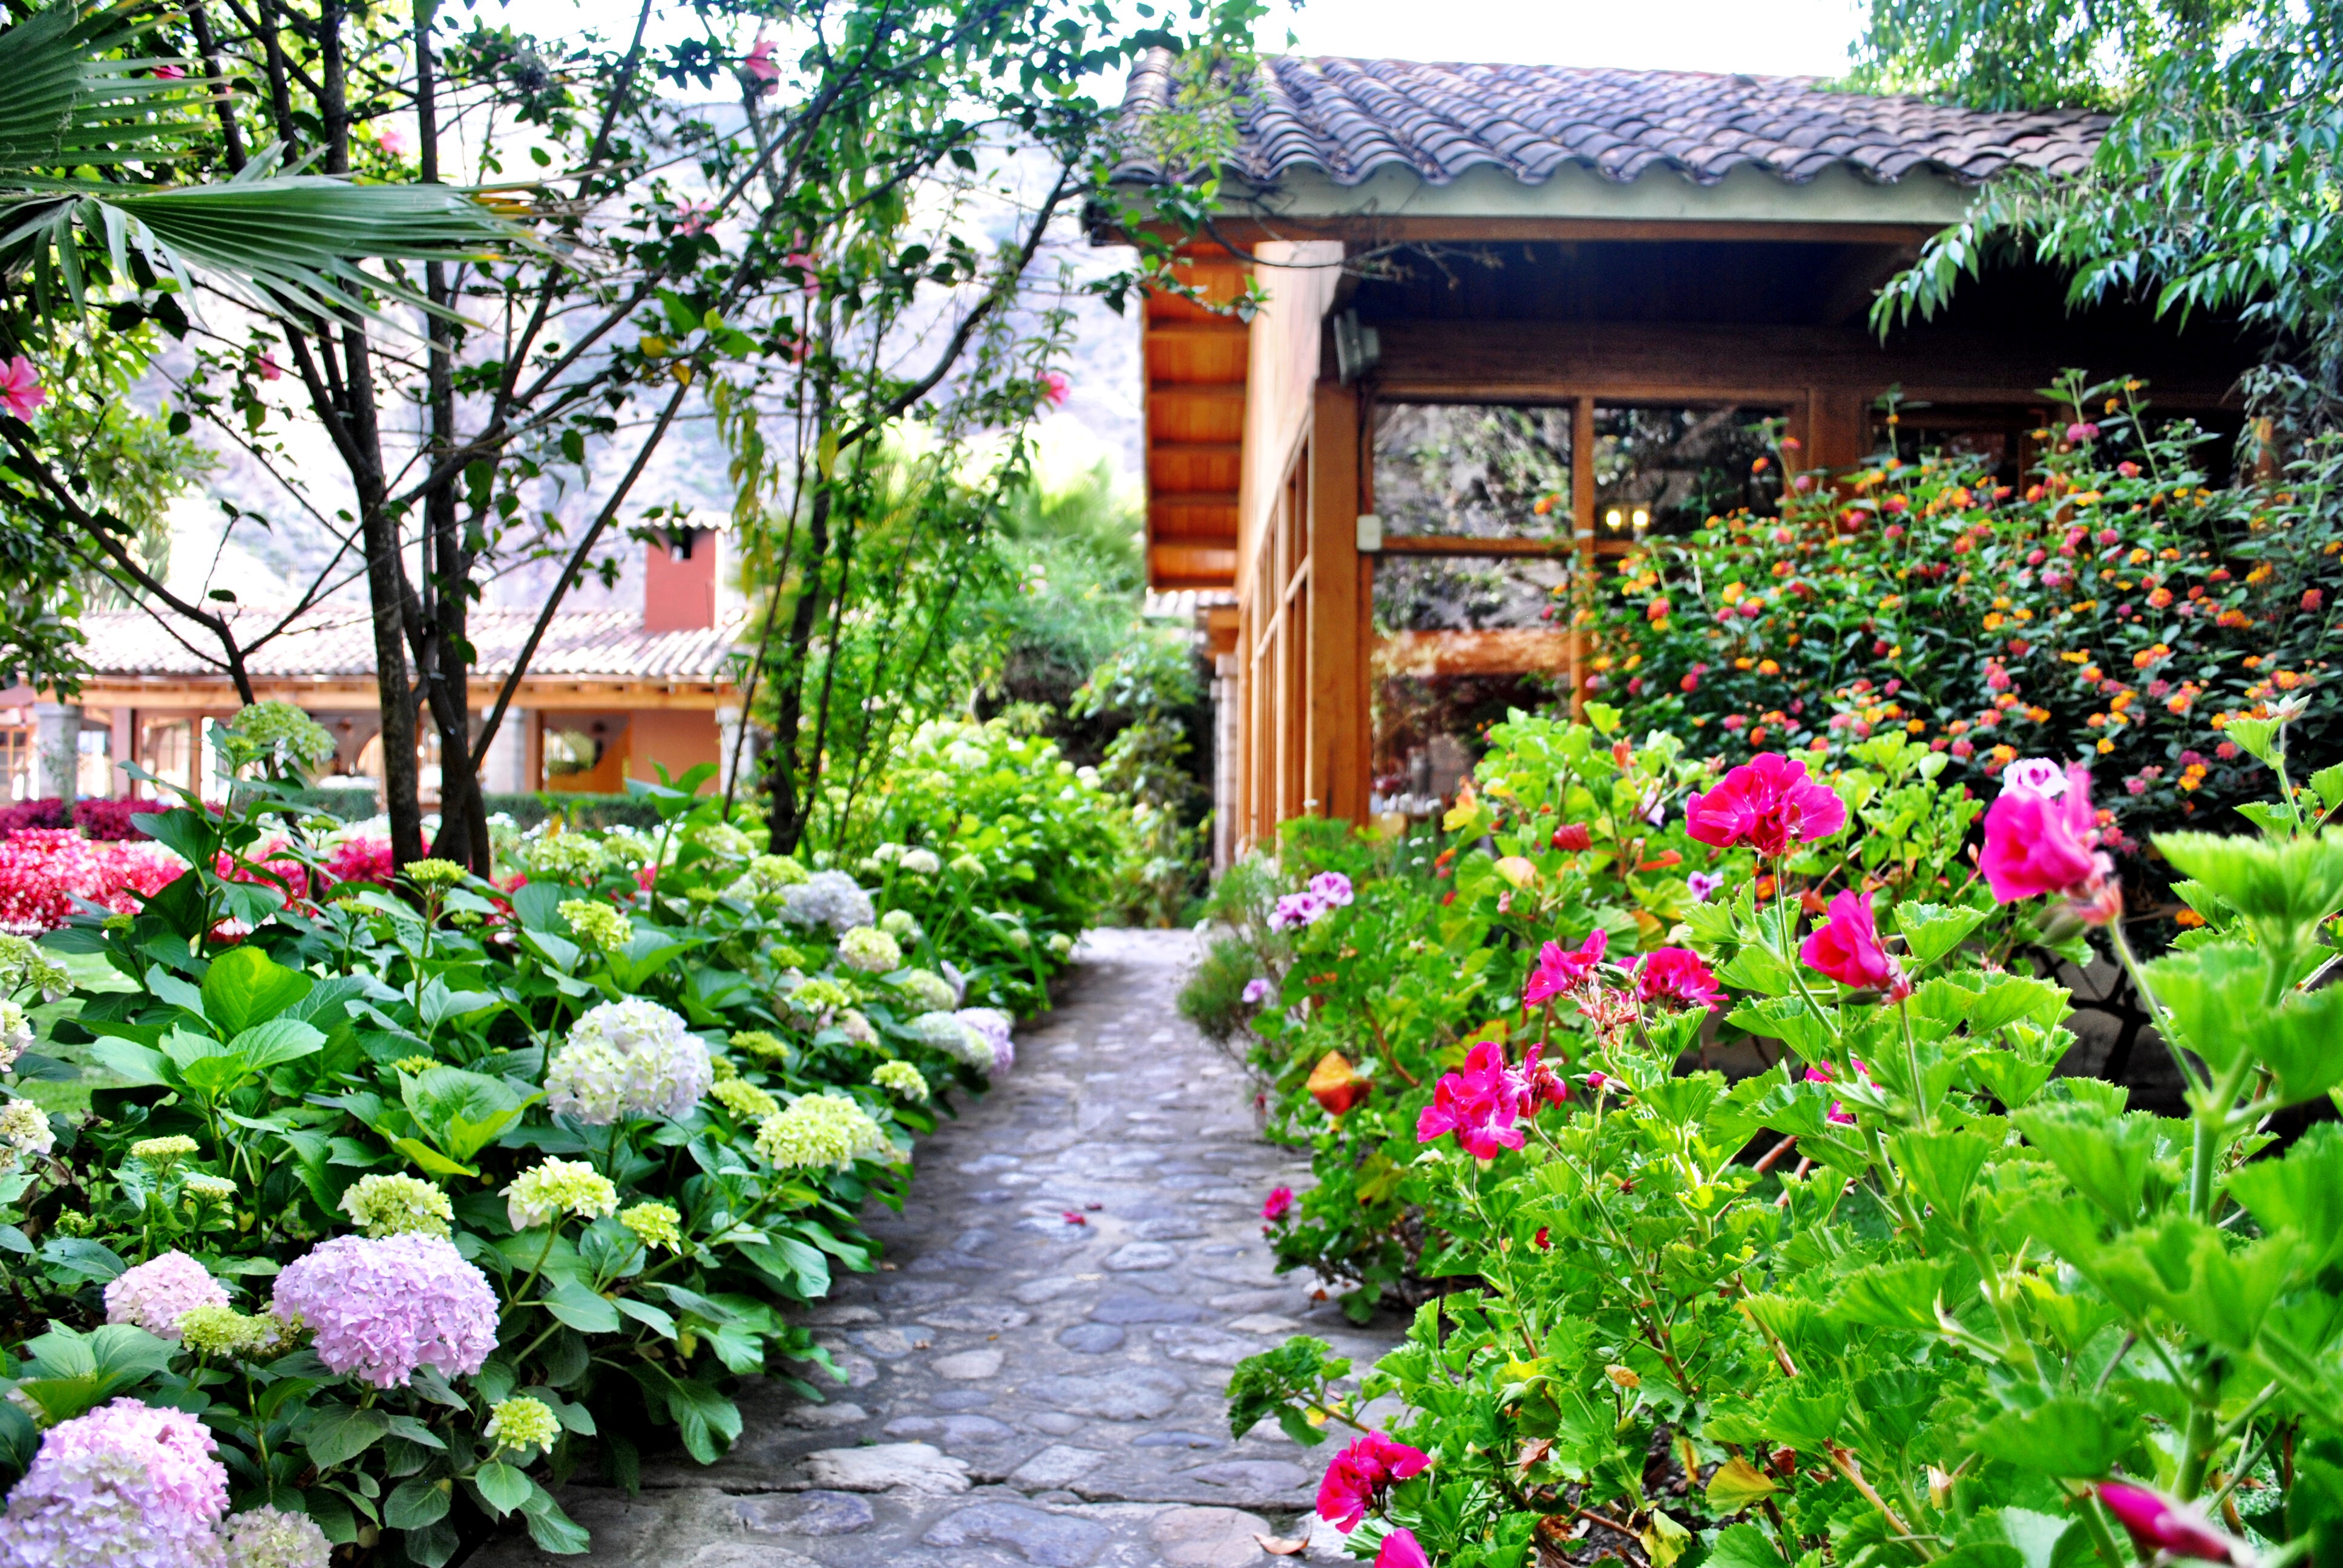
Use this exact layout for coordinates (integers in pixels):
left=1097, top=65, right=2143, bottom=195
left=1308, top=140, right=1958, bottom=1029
left=471, top=929, right=1403, bottom=1567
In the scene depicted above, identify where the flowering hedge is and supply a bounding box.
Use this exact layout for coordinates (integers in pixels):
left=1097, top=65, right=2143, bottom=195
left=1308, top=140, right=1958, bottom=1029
left=1224, top=710, right=2343, bottom=1568
left=0, top=713, right=1095, bottom=1563
left=0, top=829, right=183, bottom=933
left=1592, top=373, right=2343, bottom=886
left=1193, top=710, right=2033, bottom=1320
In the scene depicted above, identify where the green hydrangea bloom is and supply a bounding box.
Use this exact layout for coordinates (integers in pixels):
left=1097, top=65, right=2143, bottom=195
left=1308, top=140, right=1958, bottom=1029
left=729, top=1030, right=790, bottom=1065
left=518, top=832, right=609, bottom=883
left=0, top=933, right=69, bottom=999
left=837, top=926, right=903, bottom=973
left=502, top=1157, right=618, bottom=1230
left=182, top=1173, right=236, bottom=1204
left=619, top=1202, right=684, bottom=1253
left=405, top=858, right=467, bottom=889
left=223, top=700, right=336, bottom=777
left=559, top=898, right=634, bottom=951
left=339, top=1172, right=454, bottom=1238
left=873, top=1060, right=929, bottom=1103
left=788, top=978, right=854, bottom=1016
left=178, top=1305, right=284, bottom=1359
left=693, top=823, right=753, bottom=859
left=710, top=1078, right=781, bottom=1120
left=486, top=1395, right=562, bottom=1454
left=753, top=1093, right=891, bottom=1171
left=130, top=1135, right=200, bottom=1166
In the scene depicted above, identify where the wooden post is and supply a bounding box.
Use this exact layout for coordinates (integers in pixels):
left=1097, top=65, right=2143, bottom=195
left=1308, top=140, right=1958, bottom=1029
left=1569, top=395, right=1595, bottom=722
left=1308, top=381, right=1365, bottom=823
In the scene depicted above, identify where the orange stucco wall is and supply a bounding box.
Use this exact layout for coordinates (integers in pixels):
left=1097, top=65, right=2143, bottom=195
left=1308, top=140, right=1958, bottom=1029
left=624, top=708, right=722, bottom=791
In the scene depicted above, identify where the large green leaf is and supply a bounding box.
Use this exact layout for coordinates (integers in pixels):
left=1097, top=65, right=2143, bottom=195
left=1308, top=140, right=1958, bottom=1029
left=2011, top=1101, right=2155, bottom=1225
left=1967, top=1396, right=2138, bottom=1479
left=0, top=2, right=195, bottom=174
left=201, top=945, right=313, bottom=1037
left=2148, top=942, right=2343, bottom=1104
left=2154, top=830, right=2343, bottom=961
left=2229, top=1123, right=2343, bottom=1271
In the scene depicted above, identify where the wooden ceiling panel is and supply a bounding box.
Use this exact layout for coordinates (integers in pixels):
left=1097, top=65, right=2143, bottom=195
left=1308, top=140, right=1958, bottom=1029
left=1147, top=386, right=1247, bottom=445
left=1142, top=252, right=1251, bottom=591
left=1149, top=442, right=1244, bottom=493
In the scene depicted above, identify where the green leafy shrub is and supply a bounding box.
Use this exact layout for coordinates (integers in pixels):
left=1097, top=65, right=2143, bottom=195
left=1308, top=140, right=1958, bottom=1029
left=1228, top=710, right=2343, bottom=1568
left=0, top=763, right=1029, bottom=1562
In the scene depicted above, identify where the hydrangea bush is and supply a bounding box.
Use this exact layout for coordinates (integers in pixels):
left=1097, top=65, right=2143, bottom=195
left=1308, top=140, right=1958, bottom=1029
left=0, top=757, right=1080, bottom=1564
left=1226, top=708, right=2343, bottom=1568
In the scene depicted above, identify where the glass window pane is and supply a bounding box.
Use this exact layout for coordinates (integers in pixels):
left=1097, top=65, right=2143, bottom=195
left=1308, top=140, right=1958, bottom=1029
left=1372, top=402, right=1572, bottom=539
left=1591, top=405, right=1782, bottom=541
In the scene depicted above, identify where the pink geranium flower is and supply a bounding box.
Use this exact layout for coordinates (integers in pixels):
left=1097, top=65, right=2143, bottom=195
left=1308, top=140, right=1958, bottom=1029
left=1377, top=1528, right=1431, bottom=1568
left=1685, top=753, right=1846, bottom=856
left=0, top=356, right=48, bottom=421
left=1522, top=928, right=1606, bottom=1005
left=1980, top=761, right=2109, bottom=910
left=1635, top=947, right=1722, bottom=1010
left=1507, top=1041, right=1570, bottom=1113
left=2096, top=1481, right=2247, bottom=1564
left=1316, top=1433, right=1432, bottom=1532
left=1262, top=1186, right=1294, bottom=1223
left=1416, top=1041, right=1524, bottom=1160
left=1806, top=1059, right=1870, bottom=1125
left=1308, top=871, right=1354, bottom=906
left=1800, top=890, right=1908, bottom=999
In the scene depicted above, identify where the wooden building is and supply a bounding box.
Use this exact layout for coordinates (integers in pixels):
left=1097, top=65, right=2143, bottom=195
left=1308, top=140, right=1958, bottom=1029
left=1106, top=55, right=2258, bottom=862
left=25, top=529, right=747, bottom=806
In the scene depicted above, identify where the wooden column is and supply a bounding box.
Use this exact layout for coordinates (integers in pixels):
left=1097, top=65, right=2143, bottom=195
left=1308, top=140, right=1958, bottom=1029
left=1307, top=380, right=1366, bottom=823
left=1568, top=395, right=1596, bottom=721
left=1809, top=388, right=1870, bottom=473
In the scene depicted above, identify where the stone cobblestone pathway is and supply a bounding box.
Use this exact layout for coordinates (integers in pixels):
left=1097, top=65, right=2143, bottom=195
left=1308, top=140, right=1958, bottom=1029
left=475, top=928, right=1403, bottom=1568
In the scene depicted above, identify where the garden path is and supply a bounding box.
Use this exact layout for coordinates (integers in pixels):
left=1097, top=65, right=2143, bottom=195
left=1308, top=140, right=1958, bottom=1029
left=473, top=927, right=1401, bottom=1568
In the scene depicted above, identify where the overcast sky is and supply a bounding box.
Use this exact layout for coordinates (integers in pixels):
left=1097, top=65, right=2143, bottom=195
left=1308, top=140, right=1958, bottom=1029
left=1253, top=0, right=1867, bottom=77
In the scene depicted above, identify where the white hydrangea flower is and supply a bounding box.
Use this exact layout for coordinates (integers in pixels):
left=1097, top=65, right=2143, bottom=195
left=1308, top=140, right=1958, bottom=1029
left=908, top=1012, right=996, bottom=1073
left=879, top=909, right=919, bottom=939
left=873, top=1060, right=928, bottom=1102
left=955, top=1007, right=1015, bottom=1074
left=0, top=1096, right=54, bottom=1174
left=546, top=1000, right=712, bottom=1123
left=693, top=823, right=753, bottom=860
left=839, top=1008, right=878, bottom=1047
left=0, top=999, right=31, bottom=1073
left=779, top=871, right=874, bottom=933
left=518, top=832, right=609, bottom=883
left=897, top=848, right=941, bottom=877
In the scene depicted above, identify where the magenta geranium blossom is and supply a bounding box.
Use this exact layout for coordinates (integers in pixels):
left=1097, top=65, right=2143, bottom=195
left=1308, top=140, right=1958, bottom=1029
left=2096, top=1481, right=2246, bottom=1564
left=1316, top=1433, right=1432, bottom=1532
left=1981, top=762, right=2106, bottom=904
left=1377, top=1528, right=1432, bottom=1568
left=1262, top=1186, right=1294, bottom=1223
left=1635, top=948, right=1722, bottom=1009
left=1800, top=890, right=1907, bottom=999
left=1416, top=1041, right=1525, bottom=1160
left=1685, top=753, right=1846, bottom=855
left=1522, top=928, right=1606, bottom=1005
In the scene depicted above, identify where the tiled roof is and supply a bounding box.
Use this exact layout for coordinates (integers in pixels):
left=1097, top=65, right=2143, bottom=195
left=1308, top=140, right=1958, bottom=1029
left=79, top=606, right=747, bottom=684
left=1118, top=53, right=2105, bottom=190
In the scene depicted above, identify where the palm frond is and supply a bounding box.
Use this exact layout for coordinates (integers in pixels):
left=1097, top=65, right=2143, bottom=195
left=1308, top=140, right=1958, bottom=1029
left=0, top=171, right=537, bottom=324
left=0, top=2, right=198, bottom=177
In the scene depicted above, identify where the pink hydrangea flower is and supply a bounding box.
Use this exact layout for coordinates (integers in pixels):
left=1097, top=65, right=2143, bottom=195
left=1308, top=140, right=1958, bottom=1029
left=103, top=1249, right=229, bottom=1340
left=1417, top=1041, right=1524, bottom=1160
left=1685, top=753, right=1846, bottom=856
left=0, top=356, right=48, bottom=422
left=271, top=1234, right=497, bottom=1388
left=1981, top=762, right=2113, bottom=914
left=1635, top=948, right=1722, bottom=1010
left=0, top=1397, right=228, bottom=1566
left=1377, top=1528, right=1431, bottom=1568
left=2096, top=1481, right=2246, bottom=1564
left=1262, top=1186, right=1294, bottom=1223
left=956, top=1007, right=1015, bottom=1074
left=1316, top=1432, right=1432, bottom=1532
left=1522, top=929, right=1606, bottom=1005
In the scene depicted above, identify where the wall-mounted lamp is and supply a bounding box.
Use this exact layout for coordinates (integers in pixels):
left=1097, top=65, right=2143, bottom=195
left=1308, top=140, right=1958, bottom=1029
left=1604, top=509, right=1623, bottom=530
left=1632, top=508, right=1650, bottom=530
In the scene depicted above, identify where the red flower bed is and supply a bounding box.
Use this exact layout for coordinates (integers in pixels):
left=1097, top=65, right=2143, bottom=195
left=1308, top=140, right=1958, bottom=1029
left=0, top=829, right=185, bottom=932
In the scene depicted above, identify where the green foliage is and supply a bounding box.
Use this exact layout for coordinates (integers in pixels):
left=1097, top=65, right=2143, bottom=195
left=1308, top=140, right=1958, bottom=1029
left=0, top=761, right=1037, bottom=1556
left=1225, top=708, right=2342, bottom=1568
left=1593, top=374, right=2343, bottom=856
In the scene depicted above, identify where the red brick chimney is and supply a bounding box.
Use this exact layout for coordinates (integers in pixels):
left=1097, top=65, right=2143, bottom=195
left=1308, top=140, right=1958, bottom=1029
left=643, top=526, right=719, bottom=633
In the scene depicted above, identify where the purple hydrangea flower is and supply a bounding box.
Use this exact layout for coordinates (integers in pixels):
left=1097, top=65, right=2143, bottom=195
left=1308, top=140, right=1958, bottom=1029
left=103, top=1250, right=229, bottom=1341
left=271, top=1234, right=497, bottom=1389
left=0, top=1397, right=228, bottom=1567
left=954, top=1008, right=1015, bottom=1074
